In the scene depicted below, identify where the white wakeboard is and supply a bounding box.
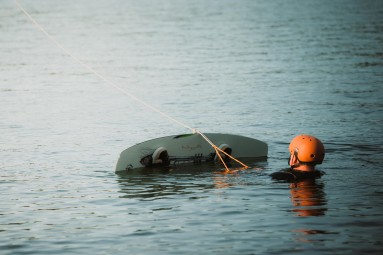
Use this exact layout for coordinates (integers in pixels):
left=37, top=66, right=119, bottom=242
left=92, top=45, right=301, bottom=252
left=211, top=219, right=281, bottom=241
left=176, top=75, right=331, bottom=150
left=115, top=133, right=268, bottom=172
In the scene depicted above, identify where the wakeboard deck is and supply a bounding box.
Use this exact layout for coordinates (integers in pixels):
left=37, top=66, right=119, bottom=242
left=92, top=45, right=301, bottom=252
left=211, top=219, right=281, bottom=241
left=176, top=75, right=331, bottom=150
left=115, top=133, right=268, bottom=173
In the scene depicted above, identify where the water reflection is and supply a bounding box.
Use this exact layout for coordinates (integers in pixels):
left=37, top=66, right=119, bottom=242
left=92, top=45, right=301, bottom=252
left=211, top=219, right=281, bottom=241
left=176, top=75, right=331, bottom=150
left=292, top=229, right=339, bottom=244
left=212, top=175, right=234, bottom=189
left=115, top=165, right=217, bottom=200
left=289, top=179, right=327, bottom=217
left=115, top=160, right=266, bottom=200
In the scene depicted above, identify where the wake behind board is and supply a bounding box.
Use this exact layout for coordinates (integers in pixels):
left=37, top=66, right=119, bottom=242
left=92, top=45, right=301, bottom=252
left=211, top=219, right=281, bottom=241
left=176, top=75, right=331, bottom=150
left=115, top=133, right=268, bottom=172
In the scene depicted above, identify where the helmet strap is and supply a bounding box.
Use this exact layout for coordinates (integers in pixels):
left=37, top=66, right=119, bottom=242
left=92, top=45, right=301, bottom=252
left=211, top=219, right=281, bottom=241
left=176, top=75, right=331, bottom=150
left=289, top=154, right=300, bottom=168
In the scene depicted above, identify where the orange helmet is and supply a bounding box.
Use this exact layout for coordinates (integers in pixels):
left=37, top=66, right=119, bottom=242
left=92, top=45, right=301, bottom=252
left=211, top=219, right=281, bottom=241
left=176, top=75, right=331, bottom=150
left=289, top=134, right=325, bottom=164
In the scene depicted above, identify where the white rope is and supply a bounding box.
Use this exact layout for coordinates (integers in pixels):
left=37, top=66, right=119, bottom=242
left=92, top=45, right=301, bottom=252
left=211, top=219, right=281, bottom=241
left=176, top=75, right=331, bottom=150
left=13, top=0, right=193, bottom=132
left=13, top=0, right=250, bottom=171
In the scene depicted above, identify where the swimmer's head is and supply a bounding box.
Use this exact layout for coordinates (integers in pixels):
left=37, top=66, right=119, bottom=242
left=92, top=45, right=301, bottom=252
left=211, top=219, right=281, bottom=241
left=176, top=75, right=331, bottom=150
left=289, top=134, right=325, bottom=166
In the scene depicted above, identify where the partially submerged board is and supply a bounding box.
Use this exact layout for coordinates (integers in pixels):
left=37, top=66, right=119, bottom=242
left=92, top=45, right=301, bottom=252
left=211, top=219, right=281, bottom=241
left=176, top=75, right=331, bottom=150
left=115, top=133, right=268, bottom=172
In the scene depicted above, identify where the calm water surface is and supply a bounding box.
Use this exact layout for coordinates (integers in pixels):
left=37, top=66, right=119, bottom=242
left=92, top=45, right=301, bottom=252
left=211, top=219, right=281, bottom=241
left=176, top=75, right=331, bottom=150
left=1, top=0, right=383, bottom=254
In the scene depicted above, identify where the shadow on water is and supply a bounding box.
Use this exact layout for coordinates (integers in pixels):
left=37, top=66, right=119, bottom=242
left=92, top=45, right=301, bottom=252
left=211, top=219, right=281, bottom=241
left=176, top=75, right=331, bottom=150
left=115, top=158, right=267, bottom=200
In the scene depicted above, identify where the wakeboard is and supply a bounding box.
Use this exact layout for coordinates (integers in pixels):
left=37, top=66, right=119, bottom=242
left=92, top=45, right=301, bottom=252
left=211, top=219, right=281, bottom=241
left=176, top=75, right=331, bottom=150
left=115, top=133, right=268, bottom=172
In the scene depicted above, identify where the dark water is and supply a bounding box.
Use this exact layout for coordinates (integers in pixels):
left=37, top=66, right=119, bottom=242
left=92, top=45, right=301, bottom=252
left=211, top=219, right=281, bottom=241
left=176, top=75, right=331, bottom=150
left=1, top=0, right=383, bottom=254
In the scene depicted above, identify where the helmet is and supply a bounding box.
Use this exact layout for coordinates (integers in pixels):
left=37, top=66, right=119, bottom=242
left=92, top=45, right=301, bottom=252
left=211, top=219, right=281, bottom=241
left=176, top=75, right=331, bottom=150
left=289, top=134, right=325, bottom=164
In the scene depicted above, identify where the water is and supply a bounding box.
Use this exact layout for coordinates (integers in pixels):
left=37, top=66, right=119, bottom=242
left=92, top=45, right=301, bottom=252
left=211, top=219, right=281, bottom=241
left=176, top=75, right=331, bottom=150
left=1, top=0, right=383, bottom=254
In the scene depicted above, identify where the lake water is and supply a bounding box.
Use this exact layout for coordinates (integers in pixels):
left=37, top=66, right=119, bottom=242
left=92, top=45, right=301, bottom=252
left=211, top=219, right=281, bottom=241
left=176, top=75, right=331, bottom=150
left=1, top=0, right=383, bottom=254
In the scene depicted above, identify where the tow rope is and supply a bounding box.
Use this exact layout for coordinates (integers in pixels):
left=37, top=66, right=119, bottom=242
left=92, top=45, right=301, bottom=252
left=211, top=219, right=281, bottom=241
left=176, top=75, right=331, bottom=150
left=13, top=0, right=249, bottom=172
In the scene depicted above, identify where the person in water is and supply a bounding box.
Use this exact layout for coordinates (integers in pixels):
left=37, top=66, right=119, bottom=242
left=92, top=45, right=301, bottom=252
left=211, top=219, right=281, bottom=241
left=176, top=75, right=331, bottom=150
left=271, top=134, right=325, bottom=182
